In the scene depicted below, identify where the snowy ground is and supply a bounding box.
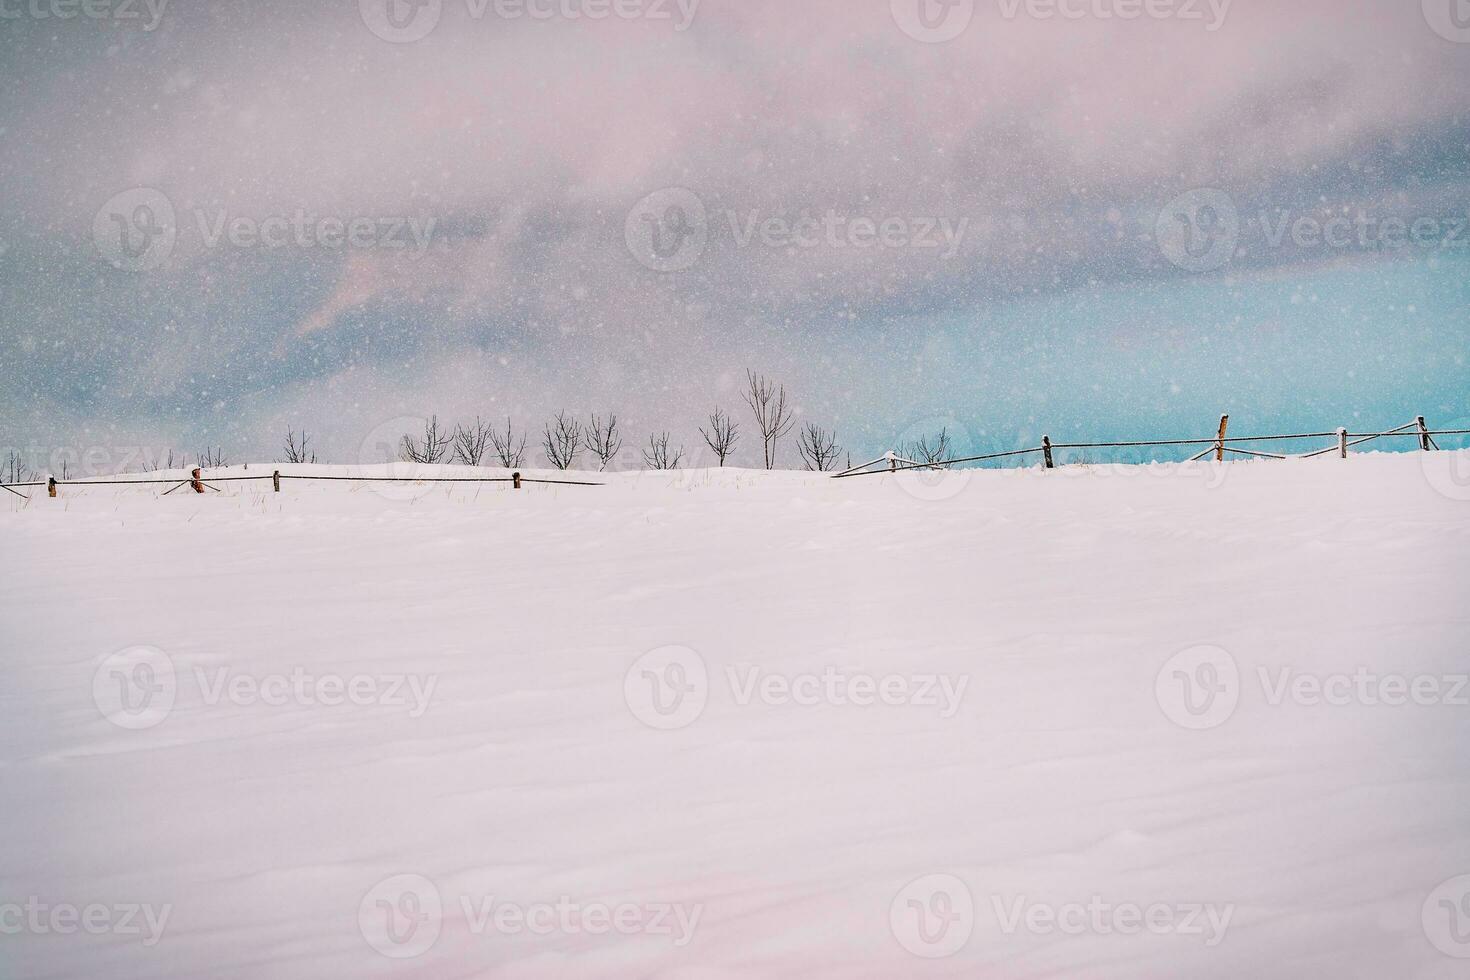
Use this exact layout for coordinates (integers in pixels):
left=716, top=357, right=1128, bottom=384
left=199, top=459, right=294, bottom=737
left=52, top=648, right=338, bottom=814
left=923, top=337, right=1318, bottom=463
left=2, top=451, right=1469, bottom=979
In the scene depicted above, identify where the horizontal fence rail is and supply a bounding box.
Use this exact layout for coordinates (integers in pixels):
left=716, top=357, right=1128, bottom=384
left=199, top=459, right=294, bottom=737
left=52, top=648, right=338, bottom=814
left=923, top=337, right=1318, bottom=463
left=1, top=469, right=604, bottom=499
left=3, top=416, right=1467, bottom=497
left=832, top=416, right=1469, bottom=479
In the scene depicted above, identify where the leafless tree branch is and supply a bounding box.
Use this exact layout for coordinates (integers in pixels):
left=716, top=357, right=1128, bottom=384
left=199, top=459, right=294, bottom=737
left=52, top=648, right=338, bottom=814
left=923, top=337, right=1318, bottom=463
left=543, top=411, right=583, bottom=470
left=741, top=369, right=795, bottom=470
left=283, top=428, right=317, bottom=464
left=699, top=407, right=739, bottom=466
left=586, top=413, right=623, bottom=471
left=797, top=422, right=842, bottom=472
left=399, top=416, right=452, bottom=464
left=452, top=417, right=495, bottom=466
left=489, top=418, right=527, bottom=469
left=642, top=432, right=685, bottom=470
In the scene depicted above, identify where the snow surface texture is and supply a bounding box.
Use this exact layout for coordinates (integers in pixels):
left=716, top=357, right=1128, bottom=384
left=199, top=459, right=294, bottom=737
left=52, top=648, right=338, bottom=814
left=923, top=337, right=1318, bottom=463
left=2, top=451, right=1469, bottom=979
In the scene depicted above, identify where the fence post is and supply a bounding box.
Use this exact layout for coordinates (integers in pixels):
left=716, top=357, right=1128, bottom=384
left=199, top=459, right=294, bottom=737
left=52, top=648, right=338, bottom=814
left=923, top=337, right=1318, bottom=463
left=1215, top=415, right=1230, bottom=462
left=47, top=475, right=57, bottom=498
left=888, top=451, right=897, bottom=473
left=513, top=471, right=522, bottom=490
left=1338, top=428, right=1348, bottom=459
left=1042, top=436, right=1054, bottom=470
left=272, top=470, right=281, bottom=493
left=1418, top=416, right=1431, bottom=451
left=191, top=467, right=204, bottom=494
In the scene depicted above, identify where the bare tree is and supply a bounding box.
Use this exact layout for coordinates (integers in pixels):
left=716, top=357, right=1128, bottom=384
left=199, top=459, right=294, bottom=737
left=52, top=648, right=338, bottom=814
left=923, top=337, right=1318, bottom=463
left=643, top=432, right=685, bottom=470
left=797, top=422, right=842, bottom=472
left=699, top=407, right=739, bottom=466
left=282, top=428, right=317, bottom=464
left=489, top=418, right=527, bottom=469
left=197, top=447, right=229, bottom=468
left=542, top=411, right=583, bottom=470
left=2, top=451, right=28, bottom=485
left=586, top=413, right=623, bottom=471
left=143, top=449, right=178, bottom=472
left=453, top=417, right=495, bottom=466
left=399, top=416, right=452, bottom=464
left=741, top=370, right=796, bottom=470
left=902, top=428, right=955, bottom=467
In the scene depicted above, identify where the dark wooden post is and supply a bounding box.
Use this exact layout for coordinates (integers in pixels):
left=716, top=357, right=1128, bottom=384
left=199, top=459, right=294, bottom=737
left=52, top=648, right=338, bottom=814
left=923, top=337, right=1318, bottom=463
left=1215, top=415, right=1230, bottom=462
left=272, top=470, right=281, bottom=492
left=1338, top=428, right=1348, bottom=459
left=1418, top=416, right=1431, bottom=452
left=47, top=476, right=57, bottom=498
left=191, top=467, right=204, bottom=494
left=1042, top=436, right=1054, bottom=470
left=512, top=471, right=522, bottom=490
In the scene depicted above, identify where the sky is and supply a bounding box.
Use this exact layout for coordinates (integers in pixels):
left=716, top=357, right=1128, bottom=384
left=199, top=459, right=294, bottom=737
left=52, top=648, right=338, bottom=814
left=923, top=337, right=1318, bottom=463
left=0, top=0, right=1467, bottom=472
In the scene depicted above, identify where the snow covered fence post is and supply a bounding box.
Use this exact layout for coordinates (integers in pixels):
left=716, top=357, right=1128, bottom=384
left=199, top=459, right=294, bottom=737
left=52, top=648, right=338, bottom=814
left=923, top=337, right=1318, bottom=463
left=1418, top=416, right=1432, bottom=451
left=191, top=467, right=204, bottom=494
left=1215, top=415, right=1230, bottom=463
left=1042, top=436, right=1054, bottom=470
left=1338, top=428, right=1348, bottom=459
left=47, top=475, right=56, bottom=498
left=887, top=451, right=897, bottom=473
left=513, top=471, right=522, bottom=490
left=272, top=470, right=280, bottom=492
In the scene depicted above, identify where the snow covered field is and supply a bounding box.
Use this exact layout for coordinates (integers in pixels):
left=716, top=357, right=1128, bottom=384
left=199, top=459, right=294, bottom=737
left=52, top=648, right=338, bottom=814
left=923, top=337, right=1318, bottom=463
left=3, top=451, right=1469, bottom=979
